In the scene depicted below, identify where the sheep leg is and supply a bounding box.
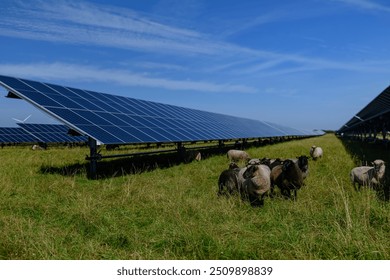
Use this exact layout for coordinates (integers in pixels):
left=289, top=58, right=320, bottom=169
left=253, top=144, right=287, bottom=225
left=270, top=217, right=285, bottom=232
left=269, top=184, right=275, bottom=198
left=217, top=183, right=224, bottom=196
left=281, top=188, right=291, bottom=199
left=353, top=182, right=361, bottom=192
left=292, top=189, right=297, bottom=200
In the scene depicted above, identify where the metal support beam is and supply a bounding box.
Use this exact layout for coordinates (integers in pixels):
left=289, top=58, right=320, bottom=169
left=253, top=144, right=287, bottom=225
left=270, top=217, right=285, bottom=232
left=88, top=137, right=98, bottom=179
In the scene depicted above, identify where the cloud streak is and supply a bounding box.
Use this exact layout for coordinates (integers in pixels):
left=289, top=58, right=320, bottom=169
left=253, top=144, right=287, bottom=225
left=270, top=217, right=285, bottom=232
left=0, top=0, right=231, bottom=56
left=0, top=62, right=258, bottom=94
left=0, top=0, right=389, bottom=88
left=333, top=0, right=390, bottom=12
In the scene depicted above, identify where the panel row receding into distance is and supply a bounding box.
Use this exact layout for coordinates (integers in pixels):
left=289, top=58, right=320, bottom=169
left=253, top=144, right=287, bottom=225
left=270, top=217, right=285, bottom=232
left=0, top=75, right=318, bottom=145
left=0, top=127, right=37, bottom=143
left=18, top=123, right=88, bottom=143
left=338, top=85, right=390, bottom=133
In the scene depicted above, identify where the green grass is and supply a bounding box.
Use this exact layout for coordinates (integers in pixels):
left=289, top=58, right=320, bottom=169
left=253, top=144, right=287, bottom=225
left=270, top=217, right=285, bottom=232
left=0, top=134, right=389, bottom=259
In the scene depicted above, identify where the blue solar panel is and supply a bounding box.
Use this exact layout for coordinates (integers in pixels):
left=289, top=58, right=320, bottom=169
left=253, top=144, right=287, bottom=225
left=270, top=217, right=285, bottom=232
left=18, top=123, right=88, bottom=143
left=263, top=121, right=312, bottom=136
left=0, top=127, right=37, bottom=143
left=0, top=75, right=316, bottom=145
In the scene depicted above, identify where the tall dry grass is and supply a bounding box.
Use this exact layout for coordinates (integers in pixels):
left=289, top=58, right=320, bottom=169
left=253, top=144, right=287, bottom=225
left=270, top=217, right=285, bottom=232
left=0, top=134, right=389, bottom=259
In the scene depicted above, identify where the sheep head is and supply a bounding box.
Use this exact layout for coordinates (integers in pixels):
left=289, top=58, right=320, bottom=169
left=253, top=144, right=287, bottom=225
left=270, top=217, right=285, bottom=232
left=372, top=159, right=385, bottom=174
left=243, top=164, right=258, bottom=179
left=228, top=162, right=239, bottom=170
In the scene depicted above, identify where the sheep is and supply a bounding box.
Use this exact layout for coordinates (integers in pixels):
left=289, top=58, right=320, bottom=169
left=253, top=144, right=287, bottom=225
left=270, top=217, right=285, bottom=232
left=310, top=145, right=323, bottom=160
left=227, top=149, right=250, bottom=163
left=217, top=162, right=250, bottom=196
left=241, top=164, right=271, bottom=207
left=294, top=155, right=309, bottom=180
left=247, top=158, right=261, bottom=166
left=270, top=159, right=304, bottom=199
left=252, top=157, right=282, bottom=170
left=217, top=162, right=240, bottom=196
left=32, top=144, right=45, bottom=150
left=194, top=151, right=202, bottom=161
left=268, top=158, right=283, bottom=170
left=350, top=159, right=386, bottom=191
left=185, top=150, right=202, bottom=162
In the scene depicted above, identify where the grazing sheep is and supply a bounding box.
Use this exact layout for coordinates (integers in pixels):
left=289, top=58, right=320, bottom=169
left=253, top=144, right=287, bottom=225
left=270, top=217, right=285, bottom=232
left=247, top=157, right=281, bottom=169
left=242, top=164, right=271, bottom=207
left=269, top=158, right=283, bottom=170
left=227, top=149, right=250, bottom=163
left=185, top=150, right=202, bottom=162
left=271, top=159, right=304, bottom=199
left=294, top=155, right=309, bottom=180
left=217, top=162, right=240, bottom=196
left=350, top=159, right=386, bottom=191
left=247, top=158, right=261, bottom=166
left=310, top=145, right=323, bottom=160
left=194, top=151, right=202, bottom=161
left=32, top=144, right=45, bottom=150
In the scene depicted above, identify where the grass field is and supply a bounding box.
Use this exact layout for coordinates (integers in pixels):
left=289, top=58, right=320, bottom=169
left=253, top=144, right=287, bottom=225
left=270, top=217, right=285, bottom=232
left=0, top=133, right=389, bottom=260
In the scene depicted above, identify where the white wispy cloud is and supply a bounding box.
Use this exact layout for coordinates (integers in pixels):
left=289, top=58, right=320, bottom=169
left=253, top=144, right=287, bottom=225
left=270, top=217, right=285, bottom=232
left=0, top=0, right=361, bottom=65
left=0, top=0, right=232, bottom=56
left=0, top=62, right=258, bottom=94
left=333, top=0, right=390, bottom=12
left=0, top=0, right=388, bottom=87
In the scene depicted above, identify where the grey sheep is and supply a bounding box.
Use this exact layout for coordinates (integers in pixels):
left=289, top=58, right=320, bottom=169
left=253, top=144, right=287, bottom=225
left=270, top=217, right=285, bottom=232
left=257, top=157, right=282, bottom=170
left=241, top=164, right=271, bottom=207
left=247, top=158, right=261, bottom=166
left=350, top=159, right=386, bottom=191
left=218, top=163, right=248, bottom=196
left=227, top=149, right=250, bottom=163
left=217, top=162, right=240, bottom=196
left=310, top=145, right=323, bottom=160
left=271, top=159, right=304, bottom=199
left=294, top=155, right=309, bottom=180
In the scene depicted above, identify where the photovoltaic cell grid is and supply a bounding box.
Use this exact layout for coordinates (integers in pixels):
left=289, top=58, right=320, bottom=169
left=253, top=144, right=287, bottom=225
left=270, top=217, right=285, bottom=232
left=0, top=75, right=319, bottom=145
left=338, top=86, right=390, bottom=133
left=0, top=127, right=37, bottom=143
left=18, top=123, right=88, bottom=143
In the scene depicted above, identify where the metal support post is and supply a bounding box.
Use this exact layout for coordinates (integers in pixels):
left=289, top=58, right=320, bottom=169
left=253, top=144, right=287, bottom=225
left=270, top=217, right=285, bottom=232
left=88, top=137, right=98, bottom=179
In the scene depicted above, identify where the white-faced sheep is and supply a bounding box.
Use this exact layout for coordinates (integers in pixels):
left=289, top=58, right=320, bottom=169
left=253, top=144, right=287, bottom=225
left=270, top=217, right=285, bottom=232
left=227, top=149, right=250, bottom=163
left=270, top=159, right=304, bottom=199
left=310, top=146, right=323, bottom=160
left=350, top=159, right=386, bottom=191
left=242, top=164, right=271, bottom=207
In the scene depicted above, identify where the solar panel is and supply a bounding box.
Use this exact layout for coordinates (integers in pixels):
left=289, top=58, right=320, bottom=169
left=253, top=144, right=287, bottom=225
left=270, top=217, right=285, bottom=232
left=338, top=86, right=390, bottom=133
left=18, top=123, right=88, bottom=143
left=0, top=127, right=37, bottom=143
left=0, top=75, right=317, bottom=145
left=263, top=121, right=311, bottom=136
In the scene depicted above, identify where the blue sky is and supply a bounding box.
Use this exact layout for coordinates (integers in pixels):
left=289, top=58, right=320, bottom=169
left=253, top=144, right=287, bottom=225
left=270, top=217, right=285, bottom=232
left=0, top=0, right=389, bottom=131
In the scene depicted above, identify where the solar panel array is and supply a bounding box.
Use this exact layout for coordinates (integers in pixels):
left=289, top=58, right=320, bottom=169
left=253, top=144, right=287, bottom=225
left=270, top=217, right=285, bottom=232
left=18, top=123, right=87, bottom=143
left=0, top=75, right=321, bottom=145
left=0, top=127, right=37, bottom=143
left=338, top=85, right=390, bottom=133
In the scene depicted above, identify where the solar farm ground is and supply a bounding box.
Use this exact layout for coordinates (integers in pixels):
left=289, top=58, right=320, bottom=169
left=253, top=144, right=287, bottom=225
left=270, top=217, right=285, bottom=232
left=0, top=133, right=389, bottom=259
